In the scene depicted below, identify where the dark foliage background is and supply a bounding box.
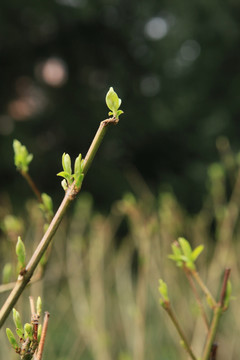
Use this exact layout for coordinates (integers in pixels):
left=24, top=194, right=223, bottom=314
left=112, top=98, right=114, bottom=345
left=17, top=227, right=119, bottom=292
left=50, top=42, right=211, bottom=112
left=1, top=0, right=240, bottom=211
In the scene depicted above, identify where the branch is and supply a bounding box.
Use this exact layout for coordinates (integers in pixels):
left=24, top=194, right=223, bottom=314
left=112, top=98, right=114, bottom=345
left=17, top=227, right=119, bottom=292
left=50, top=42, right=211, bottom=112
left=0, top=117, right=118, bottom=328
left=162, top=302, right=197, bottom=360
left=20, top=170, right=43, bottom=203
left=201, top=268, right=231, bottom=360
left=183, top=267, right=209, bottom=331
left=35, top=312, right=50, bottom=360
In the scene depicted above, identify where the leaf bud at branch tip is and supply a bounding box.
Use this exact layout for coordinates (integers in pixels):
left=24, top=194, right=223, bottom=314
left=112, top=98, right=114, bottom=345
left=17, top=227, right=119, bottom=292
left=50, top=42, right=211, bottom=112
left=16, top=236, right=26, bottom=270
left=13, top=308, right=23, bottom=333
left=37, top=296, right=42, bottom=317
left=105, top=87, right=124, bottom=119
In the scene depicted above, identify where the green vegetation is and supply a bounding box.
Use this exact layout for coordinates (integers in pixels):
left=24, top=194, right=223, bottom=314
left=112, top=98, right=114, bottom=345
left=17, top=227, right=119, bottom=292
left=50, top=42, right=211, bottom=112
left=1, top=123, right=240, bottom=358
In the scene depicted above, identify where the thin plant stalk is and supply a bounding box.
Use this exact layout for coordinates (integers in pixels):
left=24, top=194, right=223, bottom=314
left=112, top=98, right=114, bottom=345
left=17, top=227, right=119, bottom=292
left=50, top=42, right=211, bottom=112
left=0, top=117, right=118, bottom=328
left=163, top=302, right=197, bottom=360
left=20, top=170, right=43, bottom=204
left=201, top=306, right=222, bottom=360
left=34, top=312, right=50, bottom=360
left=201, top=268, right=231, bottom=360
left=183, top=267, right=209, bottom=331
left=191, top=270, right=217, bottom=307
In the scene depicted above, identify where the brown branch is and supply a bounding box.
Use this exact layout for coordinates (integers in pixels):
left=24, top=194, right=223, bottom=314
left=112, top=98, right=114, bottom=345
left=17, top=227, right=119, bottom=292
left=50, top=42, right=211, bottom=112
left=35, top=312, right=50, bottom=360
left=219, top=268, right=231, bottom=308
left=0, top=117, right=118, bottom=328
left=21, top=171, right=42, bottom=203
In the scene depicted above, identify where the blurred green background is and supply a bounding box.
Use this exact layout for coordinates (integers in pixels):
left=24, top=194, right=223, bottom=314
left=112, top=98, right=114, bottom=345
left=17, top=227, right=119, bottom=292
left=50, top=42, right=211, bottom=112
left=1, top=0, right=240, bottom=359
left=0, top=0, right=240, bottom=211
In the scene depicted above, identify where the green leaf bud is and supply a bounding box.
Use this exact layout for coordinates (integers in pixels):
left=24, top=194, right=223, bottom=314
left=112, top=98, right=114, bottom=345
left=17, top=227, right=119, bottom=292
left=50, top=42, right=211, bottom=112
left=178, top=237, right=192, bottom=259
left=62, top=153, right=72, bottom=175
left=191, top=245, right=204, bottom=262
left=105, top=87, right=123, bottom=119
left=61, top=179, right=68, bottom=191
left=16, top=236, right=26, bottom=269
left=13, top=139, right=33, bottom=173
left=2, top=263, right=12, bottom=284
left=6, top=328, right=19, bottom=350
left=74, top=154, right=84, bottom=189
left=74, top=153, right=82, bottom=175
left=13, top=308, right=23, bottom=334
left=24, top=323, right=33, bottom=340
left=41, top=193, right=53, bottom=215
left=158, top=279, right=169, bottom=302
left=36, top=296, right=42, bottom=316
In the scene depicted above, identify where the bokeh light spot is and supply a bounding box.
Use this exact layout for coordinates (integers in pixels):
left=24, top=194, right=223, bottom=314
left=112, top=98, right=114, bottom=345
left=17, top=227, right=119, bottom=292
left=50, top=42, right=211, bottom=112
left=36, top=57, right=68, bottom=87
left=144, top=17, right=169, bottom=40
left=180, top=40, right=201, bottom=62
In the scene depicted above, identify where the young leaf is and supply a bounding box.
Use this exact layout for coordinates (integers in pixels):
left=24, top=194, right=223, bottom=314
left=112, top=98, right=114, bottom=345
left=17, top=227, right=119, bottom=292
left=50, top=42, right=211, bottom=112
left=168, top=254, right=183, bottom=267
left=57, top=171, right=72, bottom=186
left=24, top=323, right=33, bottom=340
left=158, top=279, right=169, bottom=302
left=178, top=237, right=192, bottom=258
left=62, top=153, right=72, bottom=175
left=191, top=244, right=204, bottom=262
left=16, top=236, right=26, bottom=270
left=13, top=139, right=33, bottom=173
left=40, top=193, right=53, bottom=217
left=74, top=153, right=82, bottom=175
left=36, top=296, right=42, bottom=317
left=105, top=87, right=124, bottom=119
left=74, top=154, right=84, bottom=189
left=13, top=308, right=23, bottom=334
left=6, top=328, right=19, bottom=350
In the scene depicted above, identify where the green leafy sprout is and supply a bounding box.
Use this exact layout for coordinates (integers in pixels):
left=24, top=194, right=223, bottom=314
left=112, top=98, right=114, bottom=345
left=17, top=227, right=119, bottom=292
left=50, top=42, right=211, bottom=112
left=158, top=279, right=169, bottom=307
left=168, top=237, right=204, bottom=270
left=16, top=236, right=26, bottom=273
left=105, top=87, right=124, bottom=119
left=6, top=299, right=44, bottom=359
left=13, top=139, right=33, bottom=173
left=57, top=153, right=84, bottom=191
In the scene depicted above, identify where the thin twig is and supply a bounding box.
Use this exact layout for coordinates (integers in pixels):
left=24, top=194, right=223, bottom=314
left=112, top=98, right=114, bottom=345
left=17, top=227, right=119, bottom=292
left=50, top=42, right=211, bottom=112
left=163, top=303, right=197, bottom=360
left=201, top=306, right=222, bottom=360
left=0, top=117, right=118, bottom=328
left=192, top=270, right=217, bottom=307
left=184, top=267, right=209, bottom=331
left=202, top=268, right=231, bottom=360
left=219, top=268, right=231, bottom=308
left=21, top=171, right=43, bottom=203
left=35, top=312, right=50, bottom=360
